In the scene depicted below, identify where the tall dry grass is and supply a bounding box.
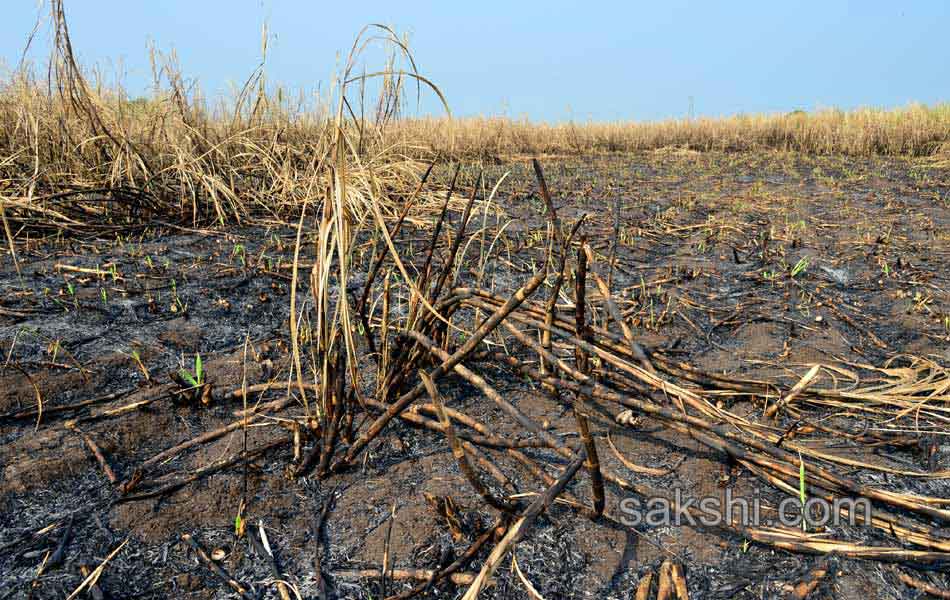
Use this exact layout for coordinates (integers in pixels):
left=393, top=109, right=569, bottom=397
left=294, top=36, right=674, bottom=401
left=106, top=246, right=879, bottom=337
left=0, top=2, right=947, bottom=237
left=0, top=4, right=435, bottom=234
left=390, top=105, right=950, bottom=159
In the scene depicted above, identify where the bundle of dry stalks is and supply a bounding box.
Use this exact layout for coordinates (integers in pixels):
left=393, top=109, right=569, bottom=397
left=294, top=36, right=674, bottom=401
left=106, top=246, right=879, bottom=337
left=0, top=1, right=440, bottom=238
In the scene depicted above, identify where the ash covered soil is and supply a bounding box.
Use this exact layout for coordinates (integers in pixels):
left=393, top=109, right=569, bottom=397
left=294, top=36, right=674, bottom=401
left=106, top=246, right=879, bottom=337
left=1, top=151, right=949, bottom=599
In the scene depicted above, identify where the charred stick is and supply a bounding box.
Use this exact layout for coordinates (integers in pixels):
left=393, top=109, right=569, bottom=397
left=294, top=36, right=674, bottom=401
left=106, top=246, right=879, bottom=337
left=312, top=487, right=337, bottom=600
left=331, top=269, right=547, bottom=474
left=590, top=270, right=656, bottom=374
left=385, top=516, right=506, bottom=600
left=895, top=570, right=950, bottom=599
left=247, top=521, right=292, bottom=600
left=430, top=170, right=481, bottom=303
left=531, top=158, right=563, bottom=243
left=45, top=514, right=74, bottom=569
left=541, top=216, right=586, bottom=393
left=181, top=533, right=256, bottom=600
left=356, top=159, right=437, bottom=349
left=461, top=448, right=587, bottom=600
left=120, top=439, right=286, bottom=502
left=404, top=330, right=568, bottom=452
left=124, top=396, right=295, bottom=491
left=784, top=555, right=832, bottom=599
left=0, top=387, right=134, bottom=422
left=573, top=240, right=605, bottom=519
left=420, top=371, right=518, bottom=513
left=410, top=163, right=460, bottom=320
left=69, top=424, right=117, bottom=484
left=335, top=568, right=481, bottom=586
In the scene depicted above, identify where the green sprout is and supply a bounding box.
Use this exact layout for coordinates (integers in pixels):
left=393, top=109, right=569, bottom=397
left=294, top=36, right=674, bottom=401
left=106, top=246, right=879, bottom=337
left=179, top=354, right=204, bottom=388
left=790, top=257, right=808, bottom=278
left=233, top=243, right=246, bottom=267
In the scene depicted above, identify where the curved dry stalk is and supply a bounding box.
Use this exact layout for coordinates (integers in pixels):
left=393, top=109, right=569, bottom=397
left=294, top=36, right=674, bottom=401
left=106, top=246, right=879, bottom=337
left=420, top=370, right=517, bottom=513
left=461, top=448, right=587, bottom=600
left=331, top=268, right=547, bottom=474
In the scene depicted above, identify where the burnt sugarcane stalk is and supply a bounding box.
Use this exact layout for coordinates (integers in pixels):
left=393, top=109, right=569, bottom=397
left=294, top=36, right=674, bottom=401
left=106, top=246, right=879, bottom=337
left=356, top=159, right=437, bottom=355
left=461, top=447, right=588, bottom=600
left=573, top=240, right=605, bottom=519
left=420, top=370, right=518, bottom=513
left=329, top=268, right=547, bottom=475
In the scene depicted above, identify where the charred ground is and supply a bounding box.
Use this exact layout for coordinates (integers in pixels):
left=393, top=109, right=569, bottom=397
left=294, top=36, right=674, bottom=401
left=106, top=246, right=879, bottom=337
left=1, top=151, right=949, bottom=599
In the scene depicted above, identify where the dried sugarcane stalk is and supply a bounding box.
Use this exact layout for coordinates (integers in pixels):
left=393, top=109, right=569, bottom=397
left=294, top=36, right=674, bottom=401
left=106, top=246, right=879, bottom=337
left=181, top=533, right=256, bottom=600
left=335, top=568, right=482, bottom=586
left=420, top=370, right=517, bottom=513
left=765, top=364, right=821, bottom=419
left=634, top=570, right=654, bottom=600
left=573, top=240, right=605, bottom=519
left=487, top=334, right=950, bottom=548
left=670, top=562, right=689, bottom=599
left=67, top=424, right=117, bottom=484
left=330, top=268, right=547, bottom=474
left=461, top=448, right=588, bottom=600
left=656, top=559, right=673, bottom=600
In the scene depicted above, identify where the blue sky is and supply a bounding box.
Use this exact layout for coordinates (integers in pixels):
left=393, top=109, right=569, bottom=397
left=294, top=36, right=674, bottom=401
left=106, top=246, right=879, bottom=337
left=2, top=1, right=948, bottom=122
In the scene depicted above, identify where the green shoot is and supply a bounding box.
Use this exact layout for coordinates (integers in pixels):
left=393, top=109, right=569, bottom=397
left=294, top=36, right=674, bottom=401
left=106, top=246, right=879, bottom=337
left=233, top=243, right=246, bottom=267
left=790, top=256, right=808, bottom=278
left=179, top=354, right=204, bottom=388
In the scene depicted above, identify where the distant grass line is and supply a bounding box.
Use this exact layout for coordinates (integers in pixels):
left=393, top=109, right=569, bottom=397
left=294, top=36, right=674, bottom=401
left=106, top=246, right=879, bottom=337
left=391, top=104, right=950, bottom=159
left=0, top=5, right=947, bottom=236
left=2, top=75, right=946, bottom=234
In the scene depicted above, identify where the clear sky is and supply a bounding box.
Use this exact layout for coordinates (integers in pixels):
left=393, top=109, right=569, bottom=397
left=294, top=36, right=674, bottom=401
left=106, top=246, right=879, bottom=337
left=2, top=1, right=948, bottom=122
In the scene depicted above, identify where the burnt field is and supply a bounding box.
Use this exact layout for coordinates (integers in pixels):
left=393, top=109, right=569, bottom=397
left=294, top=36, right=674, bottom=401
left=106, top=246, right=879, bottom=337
left=2, top=150, right=950, bottom=599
